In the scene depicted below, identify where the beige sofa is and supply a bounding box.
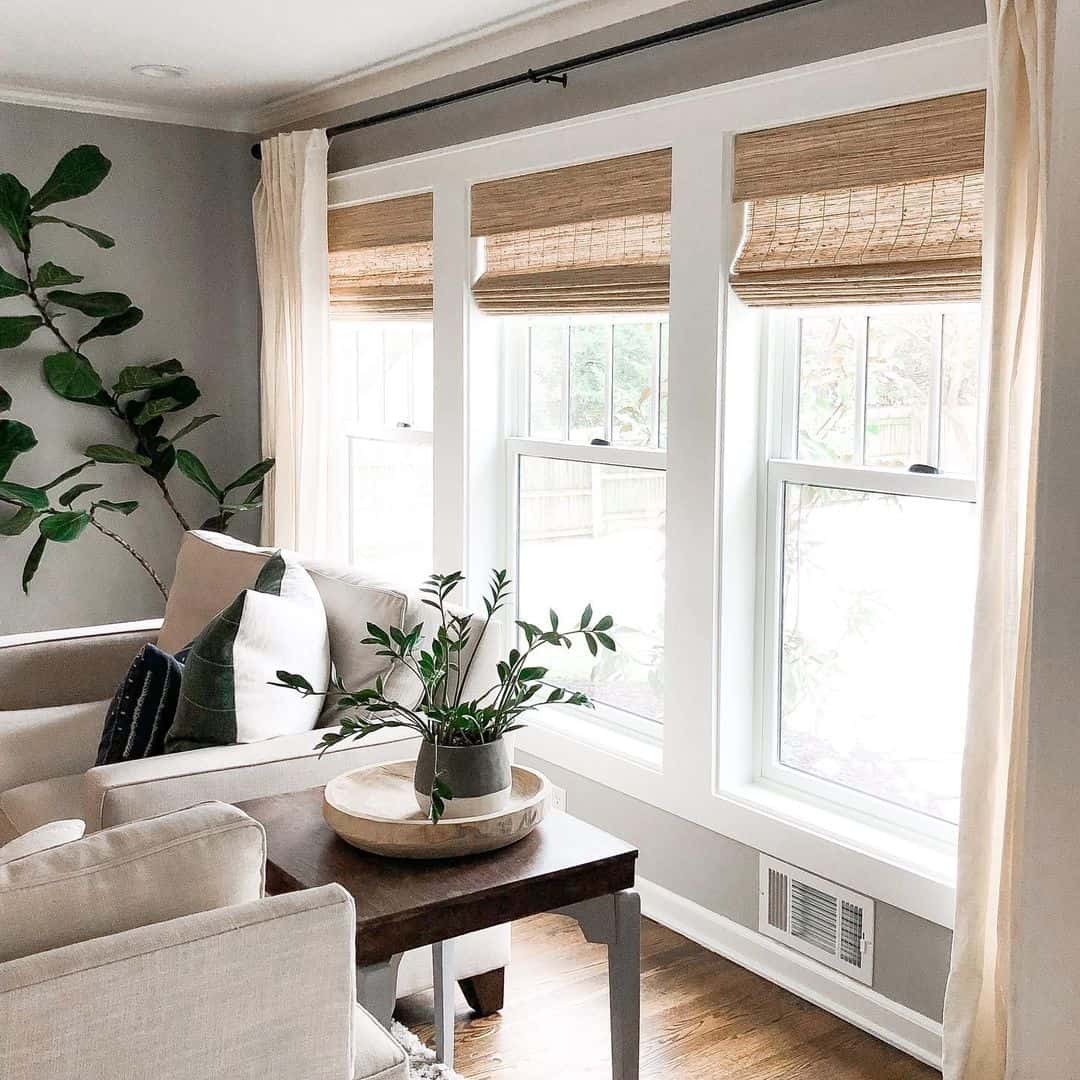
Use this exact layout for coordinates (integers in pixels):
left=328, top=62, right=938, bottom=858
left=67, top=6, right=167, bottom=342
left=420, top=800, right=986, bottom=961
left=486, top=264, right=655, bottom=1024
left=0, top=802, right=409, bottom=1080
left=0, top=529, right=509, bottom=1011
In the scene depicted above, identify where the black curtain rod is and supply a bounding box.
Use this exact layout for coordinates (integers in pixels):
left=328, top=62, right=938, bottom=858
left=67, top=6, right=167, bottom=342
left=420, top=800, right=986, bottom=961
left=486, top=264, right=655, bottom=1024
left=250, top=0, right=825, bottom=159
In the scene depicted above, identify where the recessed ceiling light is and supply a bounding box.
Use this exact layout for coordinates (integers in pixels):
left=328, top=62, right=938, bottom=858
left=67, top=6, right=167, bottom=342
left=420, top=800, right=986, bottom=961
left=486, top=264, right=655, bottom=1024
left=131, top=64, right=187, bottom=79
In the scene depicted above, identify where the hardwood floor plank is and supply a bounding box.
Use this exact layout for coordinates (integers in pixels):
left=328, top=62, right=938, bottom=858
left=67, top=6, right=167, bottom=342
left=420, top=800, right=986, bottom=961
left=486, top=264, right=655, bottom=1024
left=396, top=913, right=940, bottom=1079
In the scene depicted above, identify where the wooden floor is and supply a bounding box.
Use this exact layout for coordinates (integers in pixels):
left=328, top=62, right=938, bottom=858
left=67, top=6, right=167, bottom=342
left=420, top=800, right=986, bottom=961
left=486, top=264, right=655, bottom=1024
left=397, top=913, right=940, bottom=1080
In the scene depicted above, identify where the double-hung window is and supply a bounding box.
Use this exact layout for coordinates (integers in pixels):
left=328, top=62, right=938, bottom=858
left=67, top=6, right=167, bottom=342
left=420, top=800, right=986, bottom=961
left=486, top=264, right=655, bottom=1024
left=328, top=192, right=434, bottom=582
left=471, top=152, right=672, bottom=734
left=731, top=92, right=988, bottom=838
left=761, top=306, right=979, bottom=833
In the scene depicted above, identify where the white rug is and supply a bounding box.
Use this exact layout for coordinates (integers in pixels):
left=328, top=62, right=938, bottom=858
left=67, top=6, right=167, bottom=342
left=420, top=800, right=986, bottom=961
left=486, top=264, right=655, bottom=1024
left=392, top=1021, right=466, bottom=1080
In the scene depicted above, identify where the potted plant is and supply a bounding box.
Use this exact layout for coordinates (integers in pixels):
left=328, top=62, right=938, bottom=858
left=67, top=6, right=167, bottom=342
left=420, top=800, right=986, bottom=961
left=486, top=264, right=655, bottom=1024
left=274, top=569, right=616, bottom=822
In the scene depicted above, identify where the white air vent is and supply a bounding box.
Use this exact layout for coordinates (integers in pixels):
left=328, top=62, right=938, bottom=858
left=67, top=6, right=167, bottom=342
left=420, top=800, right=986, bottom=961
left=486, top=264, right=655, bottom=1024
left=759, top=856, right=874, bottom=985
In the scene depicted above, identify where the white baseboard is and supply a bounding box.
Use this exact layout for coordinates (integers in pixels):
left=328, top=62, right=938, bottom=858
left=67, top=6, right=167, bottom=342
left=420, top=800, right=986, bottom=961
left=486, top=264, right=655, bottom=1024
left=636, top=876, right=944, bottom=1070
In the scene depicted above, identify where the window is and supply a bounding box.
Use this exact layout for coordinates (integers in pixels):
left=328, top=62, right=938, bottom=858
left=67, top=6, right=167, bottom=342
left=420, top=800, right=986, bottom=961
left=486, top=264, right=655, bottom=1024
left=503, top=315, right=668, bottom=731
left=761, top=305, right=980, bottom=832
left=332, top=320, right=433, bottom=583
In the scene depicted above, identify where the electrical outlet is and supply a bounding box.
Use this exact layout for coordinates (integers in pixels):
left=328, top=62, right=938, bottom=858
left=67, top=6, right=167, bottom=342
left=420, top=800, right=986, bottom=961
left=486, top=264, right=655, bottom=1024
left=550, top=784, right=567, bottom=812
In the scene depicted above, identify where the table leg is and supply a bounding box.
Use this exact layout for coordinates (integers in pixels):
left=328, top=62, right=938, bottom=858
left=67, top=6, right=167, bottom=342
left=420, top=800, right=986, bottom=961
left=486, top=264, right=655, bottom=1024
left=433, top=938, right=456, bottom=1068
left=356, top=953, right=403, bottom=1030
left=554, top=890, right=641, bottom=1080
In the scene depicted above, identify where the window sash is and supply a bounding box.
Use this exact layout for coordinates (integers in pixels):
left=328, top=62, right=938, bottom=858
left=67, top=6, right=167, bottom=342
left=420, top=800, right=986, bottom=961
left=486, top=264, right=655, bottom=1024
left=757, top=309, right=976, bottom=840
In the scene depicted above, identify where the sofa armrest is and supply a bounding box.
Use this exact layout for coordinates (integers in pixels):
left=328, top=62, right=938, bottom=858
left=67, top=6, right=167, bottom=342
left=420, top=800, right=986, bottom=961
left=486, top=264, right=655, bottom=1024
left=0, top=619, right=161, bottom=711
left=84, top=726, right=420, bottom=830
left=0, top=698, right=108, bottom=794
left=0, top=885, right=364, bottom=1080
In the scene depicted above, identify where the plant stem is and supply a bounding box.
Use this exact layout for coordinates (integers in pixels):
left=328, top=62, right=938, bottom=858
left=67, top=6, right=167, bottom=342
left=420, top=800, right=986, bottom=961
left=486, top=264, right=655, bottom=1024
left=90, top=516, right=168, bottom=599
left=22, top=250, right=193, bottom=535
left=156, top=476, right=191, bottom=530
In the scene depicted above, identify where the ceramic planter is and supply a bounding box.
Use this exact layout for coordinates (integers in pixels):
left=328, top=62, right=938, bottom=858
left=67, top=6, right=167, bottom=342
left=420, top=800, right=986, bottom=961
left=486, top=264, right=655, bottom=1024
left=413, top=738, right=512, bottom=819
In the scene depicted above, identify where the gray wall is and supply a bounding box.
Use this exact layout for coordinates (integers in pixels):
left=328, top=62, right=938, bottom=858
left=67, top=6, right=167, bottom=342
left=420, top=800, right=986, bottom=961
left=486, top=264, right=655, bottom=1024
left=0, top=102, right=260, bottom=634
left=288, top=0, right=986, bottom=171
left=521, top=755, right=952, bottom=1021
left=293, top=0, right=976, bottom=1026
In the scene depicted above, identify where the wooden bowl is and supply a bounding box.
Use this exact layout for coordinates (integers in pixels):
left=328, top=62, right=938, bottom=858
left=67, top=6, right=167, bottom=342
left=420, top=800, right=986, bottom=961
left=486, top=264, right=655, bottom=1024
left=322, top=760, right=550, bottom=859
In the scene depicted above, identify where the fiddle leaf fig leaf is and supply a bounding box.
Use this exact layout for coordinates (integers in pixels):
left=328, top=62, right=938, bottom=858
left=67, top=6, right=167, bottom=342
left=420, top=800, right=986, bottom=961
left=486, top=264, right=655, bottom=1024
left=42, top=459, right=95, bottom=489
left=30, top=146, right=111, bottom=211
left=30, top=215, right=115, bottom=249
left=22, top=534, right=47, bottom=593
left=0, top=481, right=49, bottom=511
left=39, top=509, right=90, bottom=542
left=92, top=498, right=138, bottom=515
left=0, top=266, right=27, bottom=299
left=58, top=482, right=102, bottom=506
left=78, top=305, right=142, bottom=344
left=85, top=443, right=151, bottom=466
left=43, top=351, right=103, bottom=401
left=0, top=505, right=36, bottom=536
left=32, top=262, right=83, bottom=288
left=175, top=449, right=223, bottom=500
left=0, top=174, right=31, bottom=252
left=113, top=363, right=182, bottom=396
left=0, top=386, right=10, bottom=413
left=0, top=419, right=37, bottom=479
left=47, top=290, right=132, bottom=318
left=223, top=458, right=274, bottom=493
left=168, top=413, right=218, bottom=444
left=0, top=315, right=43, bottom=349
left=131, top=396, right=180, bottom=426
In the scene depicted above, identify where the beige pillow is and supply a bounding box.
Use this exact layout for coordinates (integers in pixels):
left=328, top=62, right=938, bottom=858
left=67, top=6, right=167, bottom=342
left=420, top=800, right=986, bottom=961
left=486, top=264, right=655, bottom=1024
left=0, top=819, right=84, bottom=865
left=0, top=801, right=264, bottom=963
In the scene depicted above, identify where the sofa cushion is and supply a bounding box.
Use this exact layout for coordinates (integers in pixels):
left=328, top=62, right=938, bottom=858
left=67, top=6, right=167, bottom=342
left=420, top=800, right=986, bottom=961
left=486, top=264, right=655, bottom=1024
left=353, top=1004, right=408, bottom=1080
left=0, top=772, right=84, bottom=835
left=0, top=818, right=84, bottom=865
left=159, top=531, right=423, bottom=724
left=0, top=699, right=109, bottom=794
left=96, top=644, right=187, bottom=765
left=168, top=553, right=330, bottom=750
left=0, top=801, right=264, bottom=963
left=158, top=531, right=272, bottom=653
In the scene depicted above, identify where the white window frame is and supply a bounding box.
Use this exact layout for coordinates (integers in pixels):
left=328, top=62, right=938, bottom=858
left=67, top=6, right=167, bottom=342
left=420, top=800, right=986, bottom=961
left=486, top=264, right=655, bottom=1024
left=757, top=308, right=978, bottom=845
left=327, top=27, right=987, bottom=931
left=333, top=318, right=435, bottom=570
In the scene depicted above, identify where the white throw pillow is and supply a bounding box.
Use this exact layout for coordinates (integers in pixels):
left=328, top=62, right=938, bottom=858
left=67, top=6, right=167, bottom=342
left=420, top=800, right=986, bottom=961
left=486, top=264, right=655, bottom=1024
left=0, top=819, right=85, bottom=865
left=168, top=551, right=330, bottom=750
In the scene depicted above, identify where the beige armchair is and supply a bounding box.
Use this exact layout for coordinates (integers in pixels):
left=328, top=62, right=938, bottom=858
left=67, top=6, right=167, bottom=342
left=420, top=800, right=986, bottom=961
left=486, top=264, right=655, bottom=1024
left=0, top=529, right=509, bottom=1013
left=0, top=802, right=408, bottom=1080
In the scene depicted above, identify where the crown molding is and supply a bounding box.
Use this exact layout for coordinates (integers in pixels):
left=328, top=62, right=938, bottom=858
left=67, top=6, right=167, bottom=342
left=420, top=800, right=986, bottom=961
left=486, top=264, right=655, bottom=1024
left=249, top=0, right=689, bottom=134
left=0, top=81, right=254, bottom=133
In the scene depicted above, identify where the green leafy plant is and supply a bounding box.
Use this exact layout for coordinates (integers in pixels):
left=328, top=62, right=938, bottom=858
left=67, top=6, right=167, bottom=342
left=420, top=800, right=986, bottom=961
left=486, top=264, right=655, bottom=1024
left=0, top=145, right=272, bottom=594
left=274, top=569, right=617, bottom=821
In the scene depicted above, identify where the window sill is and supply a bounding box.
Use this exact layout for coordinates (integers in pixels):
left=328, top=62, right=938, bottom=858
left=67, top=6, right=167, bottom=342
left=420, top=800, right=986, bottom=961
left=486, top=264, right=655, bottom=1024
left=517, top=703, right=663, bottom=772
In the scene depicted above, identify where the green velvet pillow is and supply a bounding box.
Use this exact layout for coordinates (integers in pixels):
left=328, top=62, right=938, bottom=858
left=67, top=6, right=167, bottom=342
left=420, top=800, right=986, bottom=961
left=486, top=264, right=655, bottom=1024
left=166, top=552, right=330, bottom=753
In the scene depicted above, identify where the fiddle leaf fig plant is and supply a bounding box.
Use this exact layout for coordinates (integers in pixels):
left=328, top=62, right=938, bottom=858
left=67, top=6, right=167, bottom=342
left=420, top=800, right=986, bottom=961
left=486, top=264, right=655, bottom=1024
left=0, top=144, right=273, bottom=596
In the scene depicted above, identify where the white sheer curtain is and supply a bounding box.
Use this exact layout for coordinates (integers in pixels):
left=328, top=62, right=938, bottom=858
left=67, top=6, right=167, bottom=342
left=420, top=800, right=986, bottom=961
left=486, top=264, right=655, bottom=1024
left=253, top=129, right=341, bottom=556
left=943, top=3, right=1055, bottom=1077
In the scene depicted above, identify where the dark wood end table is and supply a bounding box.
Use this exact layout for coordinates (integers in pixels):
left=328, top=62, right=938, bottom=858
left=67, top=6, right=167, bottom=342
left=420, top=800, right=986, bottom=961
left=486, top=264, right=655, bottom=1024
left=237, top=786, right=640, bottom=1078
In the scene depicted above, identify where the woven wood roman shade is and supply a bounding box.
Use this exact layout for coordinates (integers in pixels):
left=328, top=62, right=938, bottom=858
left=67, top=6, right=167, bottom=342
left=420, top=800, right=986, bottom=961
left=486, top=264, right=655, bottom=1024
left=328, top=192, right=433, bottom=318
left=471, top=150, right=671, bottom=314
left=730, top=92, right=986, bottom=307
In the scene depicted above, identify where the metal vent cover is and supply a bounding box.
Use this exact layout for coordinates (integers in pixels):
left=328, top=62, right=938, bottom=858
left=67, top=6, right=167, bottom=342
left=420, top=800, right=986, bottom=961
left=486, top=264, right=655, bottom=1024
left=759, top=855, right=874, bottom=985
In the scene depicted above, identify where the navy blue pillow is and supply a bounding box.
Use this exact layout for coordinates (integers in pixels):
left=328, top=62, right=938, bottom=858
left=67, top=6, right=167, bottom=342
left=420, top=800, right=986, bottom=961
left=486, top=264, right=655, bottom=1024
left=96, top=644, right=188, bottom=766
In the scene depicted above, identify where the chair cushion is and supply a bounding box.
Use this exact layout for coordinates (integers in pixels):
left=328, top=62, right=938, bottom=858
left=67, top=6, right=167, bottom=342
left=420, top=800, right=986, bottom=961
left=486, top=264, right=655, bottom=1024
left=168, top=553, right=329, bottom=750
left=352, top=1004, right=408, bottom=1080
left=0, top=818, right=84, bottom=865
left=0, top=699, right=109, bottom=794
left=0, top=772, right=85, bottom=835
left=159, top=531, right=422, bottom=724
left=0, top=801, right=264, bottom=963
left=96, top=644, right=187, bottom=765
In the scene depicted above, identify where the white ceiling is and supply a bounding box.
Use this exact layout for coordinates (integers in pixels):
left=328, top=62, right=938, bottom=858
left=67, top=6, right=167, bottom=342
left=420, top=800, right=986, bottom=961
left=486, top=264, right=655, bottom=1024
left=0, top=0, right=684, bottom=132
